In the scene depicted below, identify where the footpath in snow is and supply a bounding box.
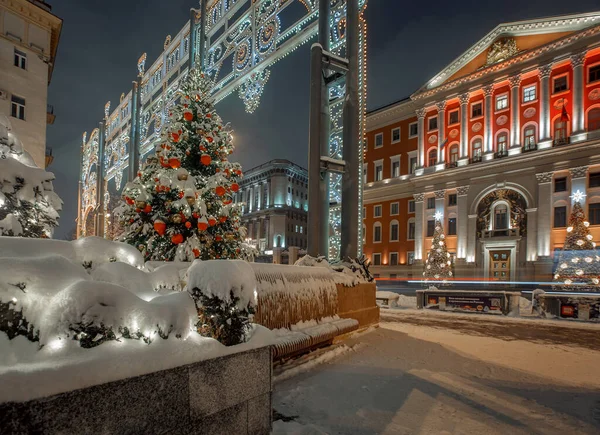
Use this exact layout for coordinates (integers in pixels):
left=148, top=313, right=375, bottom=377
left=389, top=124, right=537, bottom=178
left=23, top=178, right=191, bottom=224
left=273, top=316, right=600, bottom=435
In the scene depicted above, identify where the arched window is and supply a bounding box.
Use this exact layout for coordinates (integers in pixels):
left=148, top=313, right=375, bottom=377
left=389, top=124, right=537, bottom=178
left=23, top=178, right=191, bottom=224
left=553, top=117, right=568, bottom=145
left=523, top=125, right=537, bottom=151
left=373, top=222, right=382, bottom=243
left=588, top=108, right=600, bottom=132
left=449, top=145, right=459, bottom=164
left=390, top=220, right=399, bottom=242
left=472, top=139, right=482, bottom=162
left=494, top=204, right=508, bottom=230
left=428, top=149, right=437, bottom=167
left=496, top=132, right=508, bottom=154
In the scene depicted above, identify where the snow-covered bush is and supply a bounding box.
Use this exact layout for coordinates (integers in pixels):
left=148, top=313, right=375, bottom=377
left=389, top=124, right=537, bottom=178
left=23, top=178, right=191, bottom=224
left=187, top=260, right=257, bottom=346
left=0, top=114, right=62, bottom=238
left=295, top=254, right=373, bottom=286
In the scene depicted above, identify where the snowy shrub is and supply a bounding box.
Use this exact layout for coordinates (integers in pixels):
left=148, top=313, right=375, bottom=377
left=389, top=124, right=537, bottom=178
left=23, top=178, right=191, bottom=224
left=295, top=254, right=374, bottom=286
left=187, top=260, right=257, bottom=346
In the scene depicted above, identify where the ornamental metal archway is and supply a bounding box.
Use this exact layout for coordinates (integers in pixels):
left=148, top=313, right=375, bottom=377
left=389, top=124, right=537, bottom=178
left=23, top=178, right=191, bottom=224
left=78, top=0, right=367, bottom=260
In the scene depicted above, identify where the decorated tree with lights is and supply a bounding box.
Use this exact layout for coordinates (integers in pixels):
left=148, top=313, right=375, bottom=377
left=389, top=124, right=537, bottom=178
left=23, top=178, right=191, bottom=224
left=116, top=68, right=248, bottom=262
left=0, top=115, right=62, bottom=238
left=423, top=214, right=453, bottom=283
left=553, top=194, right=600, bottom=291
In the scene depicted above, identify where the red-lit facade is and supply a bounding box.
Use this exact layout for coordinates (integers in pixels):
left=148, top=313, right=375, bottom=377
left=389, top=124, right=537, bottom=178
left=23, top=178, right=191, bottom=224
left=364, top=12, right=600, bottom=280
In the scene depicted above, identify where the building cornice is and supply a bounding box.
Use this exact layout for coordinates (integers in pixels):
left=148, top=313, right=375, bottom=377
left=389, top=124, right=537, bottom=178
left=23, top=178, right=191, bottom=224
left=367, top=99, right=416, bottom=131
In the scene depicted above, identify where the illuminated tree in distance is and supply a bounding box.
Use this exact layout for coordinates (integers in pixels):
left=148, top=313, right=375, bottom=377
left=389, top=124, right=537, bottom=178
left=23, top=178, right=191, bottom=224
left=423, top=212, right=453, bottom=284
left=553, top=191, right=600, bottom=291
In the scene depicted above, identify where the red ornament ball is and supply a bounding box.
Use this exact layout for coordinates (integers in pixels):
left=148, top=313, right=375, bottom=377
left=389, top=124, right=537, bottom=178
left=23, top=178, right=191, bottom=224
left=154, top=220, right=166, bottom=236
left=208, top=217, right=217, bottom=227
left=185, top=221, right=192, bottom=229
left=144, top=205, right=152, bottom=213
left=201, top=154, right=212, bottom=166
left=168, top=158, right=181, bottom=169
left=171, top=234, right=184, bottom=245
left=230, top=183, right=240, bottom=192
left=193, top=248, right=200, bottom=258
left=183, top=111, right=194, bottom=122
left=215, top=186, right=226, bottom=197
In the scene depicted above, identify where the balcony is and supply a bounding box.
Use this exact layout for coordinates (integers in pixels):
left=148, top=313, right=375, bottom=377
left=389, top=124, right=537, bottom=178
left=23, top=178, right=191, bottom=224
left=445, top=161, right=458, bottom=169
left=470, top=155, right=482, bottom=164
left=47, top=105, right=55, bottom=125
left=553, top=136, right=570, bottom=147
left=482, top=228, right=520, bottom=238
left=522, top=143, right=537, bottom=153
left=495, top=150, right=509, bottom=159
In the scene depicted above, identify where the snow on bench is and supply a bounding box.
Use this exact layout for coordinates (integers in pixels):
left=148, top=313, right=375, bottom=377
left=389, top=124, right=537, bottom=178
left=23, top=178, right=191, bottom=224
left=376, top=291, right=400, bottom=308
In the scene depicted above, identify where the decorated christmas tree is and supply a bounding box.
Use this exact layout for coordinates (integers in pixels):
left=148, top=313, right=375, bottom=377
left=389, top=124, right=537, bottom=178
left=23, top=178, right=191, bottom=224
left=117, top=68, right=248, bottom=262
left=423, top=214, right=453, bottom=283
left=553, top=195, right=600, bottom=291
left=0, top=115, right=62, bottom=238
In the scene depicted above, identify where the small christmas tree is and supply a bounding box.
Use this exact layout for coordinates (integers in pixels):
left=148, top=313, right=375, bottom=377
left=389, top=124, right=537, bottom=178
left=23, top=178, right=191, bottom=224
left=553, top=195, right=600, bottom=291
left=117, top=68, right=248, bottom=262
left=0, top=115, right=62, bottom=238
left=423, top=216, right=453, bottom=283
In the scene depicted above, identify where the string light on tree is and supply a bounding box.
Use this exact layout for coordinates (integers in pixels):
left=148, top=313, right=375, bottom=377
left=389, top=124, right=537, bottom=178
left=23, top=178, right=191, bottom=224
left=423, top=214, right=453, bottom=283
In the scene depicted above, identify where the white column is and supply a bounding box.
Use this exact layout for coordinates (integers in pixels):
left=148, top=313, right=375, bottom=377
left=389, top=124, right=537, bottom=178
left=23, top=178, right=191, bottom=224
left=509, top=74, right=521, bottom=151
left=483, top=84, right=494, bottom=159
left=416, top=108, right=426, bottom=171
left=571, top=52, right=587, bottom=141
left=267, top=179, right=271, bottom=207
left=570, top=166, right=589, bottom=208
left=456, top=186, right=469, bottom=259
left=467, top=214, right=477, bottom=263
left=526, top=208, right=538, bottom=262
left=458, top=93, right=470, bottom=163
left=248, top=186, right=254, bottom=213
left=536, top=172, right=553, bottom=257
left=414, top=193, right=424, bottom=260
left=435, top=189, right=445, bottom=221
left=436, top=101, right=446, bottom=164
left=538, top=64, right=553, bottom=147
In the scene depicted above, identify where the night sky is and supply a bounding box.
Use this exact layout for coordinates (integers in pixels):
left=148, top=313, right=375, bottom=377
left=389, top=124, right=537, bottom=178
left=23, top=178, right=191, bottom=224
left=46, top=0, right=599, bottom=239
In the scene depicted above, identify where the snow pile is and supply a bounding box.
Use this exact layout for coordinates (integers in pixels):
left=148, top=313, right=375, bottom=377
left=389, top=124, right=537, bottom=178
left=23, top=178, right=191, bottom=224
left=295, top=255, right=373, bottom=286
left=187, top=259, right=257, bottom=309
left=0, top=114, right=62, bottom=238
left=376, top=291, right=400, bottom=308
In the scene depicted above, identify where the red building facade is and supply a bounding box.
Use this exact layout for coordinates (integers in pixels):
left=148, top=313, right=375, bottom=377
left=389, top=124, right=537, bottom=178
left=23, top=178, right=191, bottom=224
left=364, top=12, right=600, bottom=280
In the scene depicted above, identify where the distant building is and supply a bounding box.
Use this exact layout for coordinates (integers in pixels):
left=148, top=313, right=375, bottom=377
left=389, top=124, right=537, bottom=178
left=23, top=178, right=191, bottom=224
left=235, top=159, right=308, bottom=256
left=0, top=0, right=62, bottom=168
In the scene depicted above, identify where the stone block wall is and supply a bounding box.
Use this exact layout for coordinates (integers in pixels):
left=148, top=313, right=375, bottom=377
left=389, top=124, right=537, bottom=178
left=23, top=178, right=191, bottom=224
left=0, top=346, right=272, bottom=435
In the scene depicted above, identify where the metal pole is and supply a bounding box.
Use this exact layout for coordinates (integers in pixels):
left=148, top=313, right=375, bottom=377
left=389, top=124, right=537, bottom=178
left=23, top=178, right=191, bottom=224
left=96, top=121, right=106, bottom=237
left=198, top=0, right=208, bottom=69
left=307, top=43, right=324, bottom=257
left=341, top=0, right=360, bottom=259
left=128, top=79, right=141, bottom=181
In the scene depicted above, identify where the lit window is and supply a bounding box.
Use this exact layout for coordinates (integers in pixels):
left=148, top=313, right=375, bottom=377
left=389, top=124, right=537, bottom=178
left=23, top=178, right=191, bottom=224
left=11, top=96, right=25, bottom=120
left=472, top=139, right=482, bottom=159
left=375, top=163, right=383, bottom=181
left=392, top=128, right=401, bottom=143
left=409, top=157, right=418, bottom=174
left=553, top=76, right=568, bottom=93
left=391, top=159, right=400, bottom=178
left=449, top=145, right=459, bottom=163
left=471, top=102, right=483, bottom=118
left=523, top=85, right=536, bottom=103
left=497, top=133, right=508, bottom=153
left=524, top=126, right=537, bottom=149
left=496, top=95, right=508, bottom=111
left=428, top=149, right=437, bottom=167
left=14, top=49, right=26, bottom=69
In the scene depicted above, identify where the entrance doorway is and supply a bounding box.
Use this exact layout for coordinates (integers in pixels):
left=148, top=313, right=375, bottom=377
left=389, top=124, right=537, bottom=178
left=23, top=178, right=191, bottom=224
left=490, top=250, right=510, bottom=280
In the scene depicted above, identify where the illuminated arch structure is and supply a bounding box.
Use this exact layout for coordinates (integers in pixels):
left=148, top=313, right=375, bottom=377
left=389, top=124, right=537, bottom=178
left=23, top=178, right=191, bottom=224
left=78, top=0, right=368, bottom=260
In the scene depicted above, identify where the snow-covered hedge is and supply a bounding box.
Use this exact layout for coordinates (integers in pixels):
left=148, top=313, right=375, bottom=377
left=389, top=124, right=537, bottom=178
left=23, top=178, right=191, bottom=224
left=295, top=255, right=374, bottom=286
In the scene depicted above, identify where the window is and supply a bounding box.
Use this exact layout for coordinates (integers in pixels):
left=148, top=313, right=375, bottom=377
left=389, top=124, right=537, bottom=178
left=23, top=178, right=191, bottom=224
left=523, top=85, right=536, bottom=103
left=587, top=108, right=600, bottom=132
left=427, top=197, right=435, bottom=209
left=363, top=167, right=367, bottom=184
left=374, top=205, right=382, bottom=218
left=554, top=206, right=567, bottom=228
left=471, top=102, right=483, bottom=118
left=554, top=118, right=568, bottom=143
left=428, top=117, right=438, bottom=131
left=409, top=156, right=418, bottom=174
left=589, top=65, right=600, bottom=84
left=590, top=203, right=600, bottom=225
left=428, top=149, right=437, bottom=167
left=554, top=177, right=567, bottom=193
left=375, top=163, right=383, bottom=181
left=449, top=110, right=459, bottom=125
left=448, top=217, right=457, bottom=235
left=408, top=221, right=415, bottom=240
left=495, top=205, right=508, bottom=230
left=14, top=49, right=26, bottom=69
left=390, top=202, right=399, bottom=215
left=409, top=122, right=418, bottom=138
left=589, top=172, right=600, bottom=188
left=472, top=140, right=482, bottom=159
left=524, top=125, right=536, bottom=149
left=11, top=96, right=25, bottom=120
left=372, top=253, right=381, bottom=266
left=391, top=159, right=400, bottom=178
left=375, top=133, right=383, bottom=148
left=449, top=145, right=458, bottom=163
left=408, top=200, right=415, bottom=213
left=496, top=95, right=508, bottom=111
left=373, top=224, right=382, bottom=243
left=390, top=253, right=398, bottom=266
left=497, top=133, right=508, bottom=152
left=426, top=220, right=435, bottom=237
left=392, top=128, right=401, bottom=143
left=448, top=194, right=457, bottom=207
left=390, top=221, right=399, bottom=242
left=407, top=252, right=415, bottom=265
left=553, top=75, right=568, bottom=93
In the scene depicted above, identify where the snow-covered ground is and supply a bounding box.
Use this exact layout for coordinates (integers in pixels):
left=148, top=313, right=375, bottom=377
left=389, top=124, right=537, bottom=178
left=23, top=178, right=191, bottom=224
left=273, top=314, right=600, bottom=434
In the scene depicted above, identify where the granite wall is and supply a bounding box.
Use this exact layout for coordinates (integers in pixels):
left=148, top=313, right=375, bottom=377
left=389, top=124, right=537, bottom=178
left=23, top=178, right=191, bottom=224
left=0, top=346, right=272, bottom=435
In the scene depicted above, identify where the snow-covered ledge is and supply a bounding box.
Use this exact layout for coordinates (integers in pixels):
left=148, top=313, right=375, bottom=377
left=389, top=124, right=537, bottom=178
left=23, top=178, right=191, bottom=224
left=0, top=346, right=272, bottom=434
